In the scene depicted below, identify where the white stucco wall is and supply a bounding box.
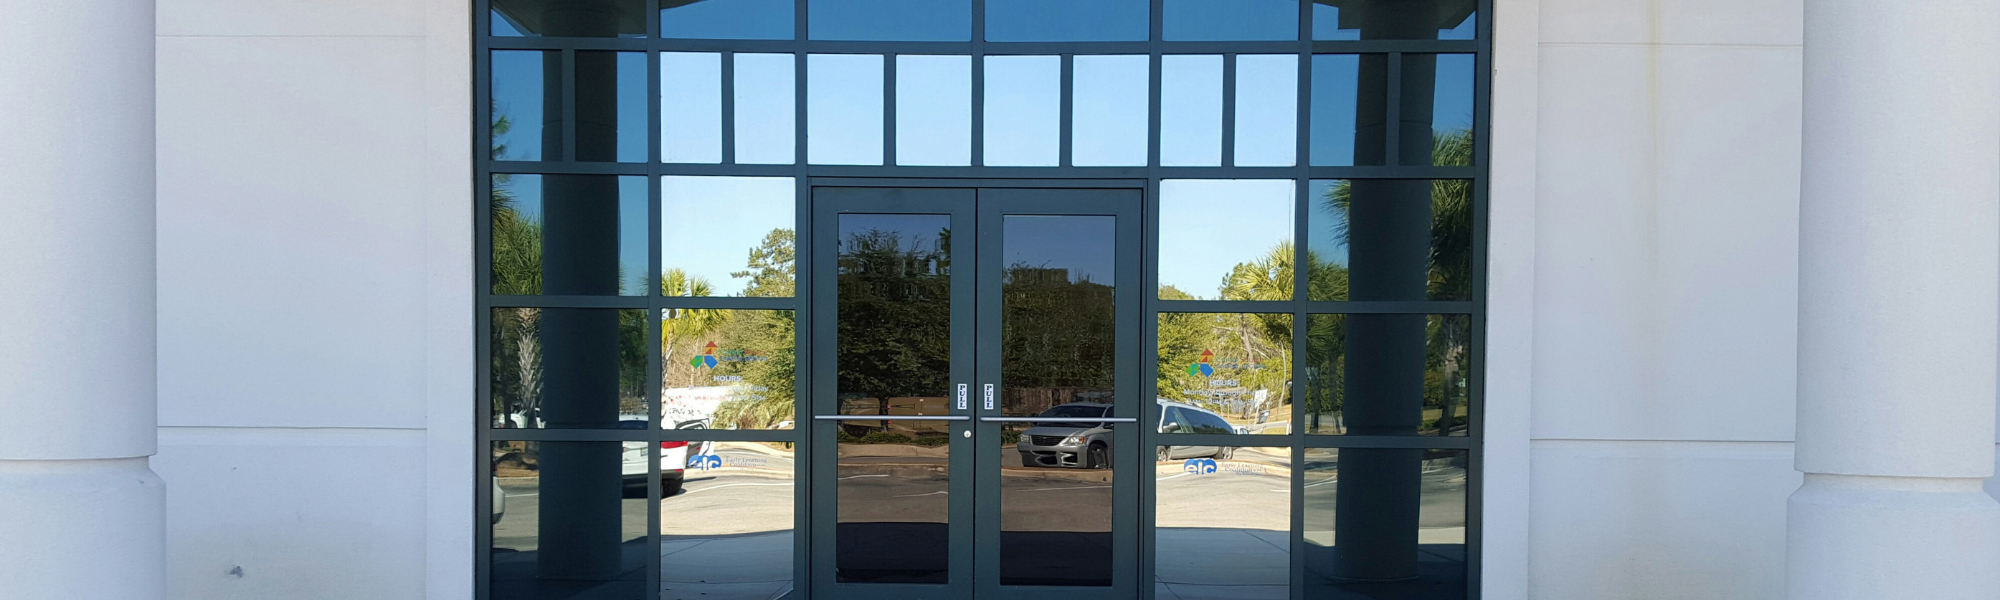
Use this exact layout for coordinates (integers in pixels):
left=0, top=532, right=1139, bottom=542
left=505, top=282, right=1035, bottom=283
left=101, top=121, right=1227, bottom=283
left=1530, top=0, right=1806, bottom=598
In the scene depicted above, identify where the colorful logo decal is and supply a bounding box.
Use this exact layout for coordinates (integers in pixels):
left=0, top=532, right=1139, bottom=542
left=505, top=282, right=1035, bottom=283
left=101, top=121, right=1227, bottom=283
left=1185, top=349, right=1216, bottom=377
left=691, top=341, right=720, bottom=368
left=1182, top=458, right=1219, bottom=475
left=689, top=454, right=723, bottom=470
left=689, top=341, right=767, bottom=369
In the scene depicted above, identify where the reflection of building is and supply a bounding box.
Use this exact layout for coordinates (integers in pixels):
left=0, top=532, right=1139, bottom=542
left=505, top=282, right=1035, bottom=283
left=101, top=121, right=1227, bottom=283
left=7, top=1, right=1999, bottom=600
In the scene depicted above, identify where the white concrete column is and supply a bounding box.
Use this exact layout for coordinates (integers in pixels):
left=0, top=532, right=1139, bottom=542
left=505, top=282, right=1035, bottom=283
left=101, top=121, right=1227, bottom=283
left=0, top=2, right=164, bottom=600
left=1791, top=2, right=2000, bottom=599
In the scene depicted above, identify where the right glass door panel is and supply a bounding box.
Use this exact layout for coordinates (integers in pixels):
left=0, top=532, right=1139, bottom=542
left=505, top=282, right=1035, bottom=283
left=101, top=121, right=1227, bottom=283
left=996, top=214, right=1119, bottom=586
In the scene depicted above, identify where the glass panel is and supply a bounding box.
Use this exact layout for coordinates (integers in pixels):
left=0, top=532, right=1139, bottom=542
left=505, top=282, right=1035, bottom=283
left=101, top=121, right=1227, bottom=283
left=662, top=52, right=723, bottom=164
left=1311, top=54, right=1388, bottom=167
left=999, top=215, right=1117, bottom=586
left=1312, top=0, right=1477, bottom=40
left=570, top=51, right=648, bottom=163
left=807, top=54, right=884, bottom=165
left=735, top=53, right=797, bottom=165
left=834, top=213, right=954, bottom=583
left=986, top=0, right=1148, bottom=42
left=1303, top=315, right=1470, bottom=436
left=492, top=50, right=555, bottom=162
left=1160, top=55, right=1223, bottom=167
left=660, top=0, right=795, bottom=40
left=1307, top=179, right=1473, bottom=301
left=1303, top=448, right=1470, bottom=598
left=491, top=174, right=649, bottom=296
left=661, top=441, right=798, bottom=599
left=983, top=56, right=1061, bottom=167
left=1155, top=314, right=1293, bottom=435
left=1157, top=179, right=1295, bottom=300
left=896, top=55, right=973, bottom=167
left=809, top=0, right=970, bottom=41
left=1233, top=54, right=1299, bottom=167
left=662, top=309, right=798, bottom=430
left=1163, top=0, right=1298, bottom=41
left=1405, top=54, right=1476, bottom=166
left=490, top=308, right=648, bottom=429
left=1071, top=55, right=1150, bottom=167
left=492, top=0, right=647, bottom=37
left=490, top=441, right=649, bottom=600
left=660, top=176, right=796, bottom=298
left=1154, top=446, right=1292, bottom=600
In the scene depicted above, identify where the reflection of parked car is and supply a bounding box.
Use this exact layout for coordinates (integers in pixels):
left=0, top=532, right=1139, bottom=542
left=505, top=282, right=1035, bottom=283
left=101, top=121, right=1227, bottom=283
left=1154, top=400, right=1235, bottom=462
left=1017, top=403, right=1116, bottom=468
left=619, top=419, right=715, bottom=496
left=491, top=478, right=506, bottom=524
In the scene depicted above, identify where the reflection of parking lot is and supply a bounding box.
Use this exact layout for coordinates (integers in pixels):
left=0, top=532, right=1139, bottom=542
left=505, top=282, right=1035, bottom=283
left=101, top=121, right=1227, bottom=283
left=663, top=442, right=796, bottom=600
left=1155, top=447, right=1291, bottom=600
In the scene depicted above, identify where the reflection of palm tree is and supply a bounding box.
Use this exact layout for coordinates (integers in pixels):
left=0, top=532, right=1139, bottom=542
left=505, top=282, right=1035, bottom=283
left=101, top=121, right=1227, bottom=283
left=662, top=269, right=726, bottom=388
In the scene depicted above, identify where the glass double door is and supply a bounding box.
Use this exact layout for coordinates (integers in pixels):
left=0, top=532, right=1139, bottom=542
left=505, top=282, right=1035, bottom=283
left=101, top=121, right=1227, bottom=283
left=808, top=186, right=1142, bottom=600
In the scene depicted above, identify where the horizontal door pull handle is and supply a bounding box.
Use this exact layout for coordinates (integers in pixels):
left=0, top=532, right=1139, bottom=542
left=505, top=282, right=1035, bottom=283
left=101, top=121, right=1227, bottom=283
left=976, top=417, right=1138, bottom=423
left=813, top=415, right=970, bottom=421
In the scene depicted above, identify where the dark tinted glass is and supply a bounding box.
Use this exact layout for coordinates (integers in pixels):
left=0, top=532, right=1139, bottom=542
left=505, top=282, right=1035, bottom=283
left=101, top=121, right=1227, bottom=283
left=833, top=213, right=954, bottom=583
left=491, top=50, right=555, bottom=162
left=1302, top=314, right=1470, bottom=436
left=1312, top=0, right=1477, bottom=40
left=1311, top=53, right=1389, bottom=167
left=490, top=441, right=649, bottom=600
left=492, top=0, right=647, bottom=37
left=999, top=215, right=1117, bottom=585
left=577, top=51, right=648, bottom=162
left=1307, top=179, right=1473, bottom=301
left=1304, top=448, right=1470, bottom=599
left=986, top=0, right=1148, bottom=41
left=1156, top=313, right=1293, bottom=435
left=491, top=175, right=649, bottom=296
left=1404, top=54, right=1476, bottom=166
left=1163, top=0, right=1298, bottom=41
left=661, top=309, right=797, bottom=429
left=1154, top=446, right=1291, bottom=600
left=490, top=308, right=649, bottom=429
left=660, top=441, right=796, bottom=598
left=660, top=0, right=795, bottom=40
left=808, top=0, right=970, bottom=41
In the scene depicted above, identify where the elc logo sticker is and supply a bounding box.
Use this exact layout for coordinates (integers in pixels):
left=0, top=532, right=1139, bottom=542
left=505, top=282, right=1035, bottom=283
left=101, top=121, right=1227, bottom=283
left=1182, top=458, right=1218, bottom=475
left=1186, top=349, right=1216, bottom=377
left=689, top=454, right=723, bottom=470
left=691, top=341, right=721, bottom=369
left=689, top=341, right=768, bottom=369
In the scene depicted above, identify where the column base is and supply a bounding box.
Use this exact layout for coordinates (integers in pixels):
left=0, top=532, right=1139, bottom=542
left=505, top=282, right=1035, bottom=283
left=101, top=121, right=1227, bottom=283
left=1788, top=473, right=2000, bottom=600
left=0, top=457, right=164, bottom=600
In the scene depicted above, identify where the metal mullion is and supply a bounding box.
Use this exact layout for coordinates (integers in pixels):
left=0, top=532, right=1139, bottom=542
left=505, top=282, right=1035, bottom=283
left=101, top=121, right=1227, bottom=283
left=984, top=41, right=1151, bottom=55
left=487, top=37, right=651, bottom=51
left=1299, top=435, right=1475, bottom=450
left=657, top=39, right=798, bottom=53
left=1290, top=12, right=1311, bottom=600
left=1156, top=299, right=1295, bottom=314
left=1466, top=2, right=1493, bottom=594
left=808, top=176, right=1148, bottom=188
left=657, top=296, right=797, bottom=310
left=1156, top=166, right=1298, bottom=178
left=790, top=0, right=811, bottom=593
left=474, top=5, right=494, bottom=598
left=489, top=160, right=648, bottom=175
left=1221, top=52, right=1238, bottom=168
left=1159, top=41, right=1298, bottom=54
left=485, top=429, right=655, bottom=442
left=722, top=51, right=737, bottom=165
left=658, top=163, right=795, bottom=177
left=1306, top=300, right=1475, bottom=314
left=971, top=26, right=986, bottom=167
left=489, top=295, right=650, bottom=308
left=562, top=48, right=577, bottom=161
left=1059, top=54, right=1074, bottom=168
left=1384, top=52, right=1402, bottom=166
left=1311, top=39, right=1476, bottom=54
left=1307, top=165, right=1478, bottom=179
left=1141, top=0, right=1164, bottom=595
left=883, top=53, right=897, bottom=167
left=805, top=165, right=1149, bottom=179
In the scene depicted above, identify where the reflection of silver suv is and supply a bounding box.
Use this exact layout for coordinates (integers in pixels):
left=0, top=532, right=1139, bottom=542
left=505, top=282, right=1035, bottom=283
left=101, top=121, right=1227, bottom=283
left=1153, top=400, right=1235, bottom=462
left=1017, top=403, right=1117, bottom=469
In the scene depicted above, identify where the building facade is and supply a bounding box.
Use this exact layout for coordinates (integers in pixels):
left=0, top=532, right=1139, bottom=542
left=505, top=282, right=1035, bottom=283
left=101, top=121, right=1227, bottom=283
left=1, top=1, right=1997, bottom=600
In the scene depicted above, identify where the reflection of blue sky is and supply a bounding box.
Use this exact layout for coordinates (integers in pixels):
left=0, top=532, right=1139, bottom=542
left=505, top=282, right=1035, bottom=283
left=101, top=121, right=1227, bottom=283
left=615, top=52, right=647, bottom=162
left=661, top=0, right=794, bottom=40
left=986, top=0, right=1147, bottom=42
left=1310, top=54, right=1358, bottom=166
left=735, top=53, right=795, bottom=164
left=491, top=50, right=544, bottom=161
left=896, top=55, right=971, bottom=166
left=1234, top=55, right=1298, bottom=167
left=984, top=56, right=1061, bottom=166
left=1158, top=180, right=1294, bottom=299
left=806, top=54, right=883, bottom=165
left=1161, top=55, right=1222, bottom=167
left=1164, top=0, right=1297, bottom=41
left=809, top=0, right=969, bottom=41
left=1072, top=55, right=1149, bottom=166
left=1005, top=216, right=1116, bottom=284
left=663, top=176, right=796, bottom=296
left=494, top=175, right=650, bottom=295
left=1306, top=179, right=1349, bottom=267
left=663, top=52, right=722, bottom=163
left=1433, top=54, right=1475, bottom=133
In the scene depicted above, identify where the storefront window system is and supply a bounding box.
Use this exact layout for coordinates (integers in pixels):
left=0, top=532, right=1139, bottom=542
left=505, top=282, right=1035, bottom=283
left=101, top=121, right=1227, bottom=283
left=477, top=1, right=1488, bottom=598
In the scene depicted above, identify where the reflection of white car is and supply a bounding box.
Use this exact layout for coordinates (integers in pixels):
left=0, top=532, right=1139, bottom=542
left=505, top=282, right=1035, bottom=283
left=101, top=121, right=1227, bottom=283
left=619, top=418, right=714, bottom=496
left=1155, top=400, right=1237, bottom=462
left=491, top=478, right=506, bottom=524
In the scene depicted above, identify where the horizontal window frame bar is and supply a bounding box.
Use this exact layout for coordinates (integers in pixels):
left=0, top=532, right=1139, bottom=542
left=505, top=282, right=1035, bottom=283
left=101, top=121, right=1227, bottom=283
left=807, top=176, right=1148, bottom=188
left=1302, top=435, right=1474, bottom=450
left=486, top=428, right=805, bottom=443
left=1307, top=300, right=1475, bottom=314
left=486, top=295, right=648, bottom=308
left=484, top=39, right=1479, bottom=54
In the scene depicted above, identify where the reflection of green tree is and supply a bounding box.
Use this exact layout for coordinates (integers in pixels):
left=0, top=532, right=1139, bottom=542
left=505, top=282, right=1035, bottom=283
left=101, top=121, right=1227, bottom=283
left=708, top=228, right=800, bottom=429
left=1001, top=265, right=1116, bottom=413
left=837, top=227, right=952, bottom=421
